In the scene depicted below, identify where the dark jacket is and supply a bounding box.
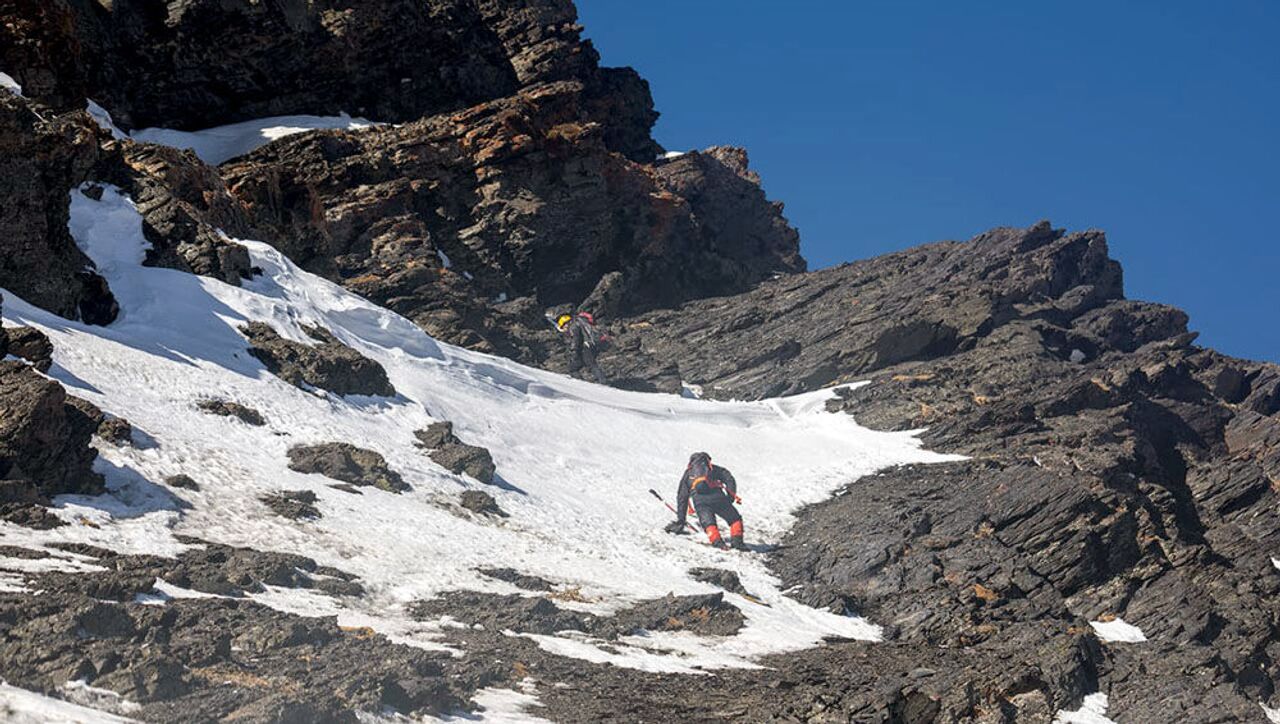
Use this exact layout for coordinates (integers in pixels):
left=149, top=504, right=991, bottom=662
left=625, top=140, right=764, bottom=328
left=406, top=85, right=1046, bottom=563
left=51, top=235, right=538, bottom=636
left=675, top=464, right=737, bottom=524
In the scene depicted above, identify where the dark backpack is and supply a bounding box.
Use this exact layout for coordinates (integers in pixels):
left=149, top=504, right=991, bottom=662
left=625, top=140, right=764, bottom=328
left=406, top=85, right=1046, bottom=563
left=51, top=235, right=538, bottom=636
left=687, top=457, right=721, bottom=495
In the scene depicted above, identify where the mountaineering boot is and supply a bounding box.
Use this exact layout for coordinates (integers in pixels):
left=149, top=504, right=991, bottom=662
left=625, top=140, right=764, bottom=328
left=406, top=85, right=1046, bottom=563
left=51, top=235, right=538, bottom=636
left=710, top=539, right=729, bottom=550
left=730, top=536, right=748, bottom=551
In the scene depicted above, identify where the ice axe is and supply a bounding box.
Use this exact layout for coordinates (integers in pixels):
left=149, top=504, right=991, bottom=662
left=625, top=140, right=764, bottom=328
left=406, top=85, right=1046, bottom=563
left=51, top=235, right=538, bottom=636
left=649, top=488, right=701, bottom=533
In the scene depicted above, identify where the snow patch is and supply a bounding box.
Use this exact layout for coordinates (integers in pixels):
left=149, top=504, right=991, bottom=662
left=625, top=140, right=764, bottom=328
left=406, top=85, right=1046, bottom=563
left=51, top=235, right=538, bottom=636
left=0, top=572, right=28, bottom=593
left=0, top=183, right=962, bottom=675
left=661, top=150, right=688, bottom=160
left=1263, top=702, right=1280, bottom=723
left=132, top=114, right=379, bottom=165
left=0, top=683, right=138, bottom=723
left=454, top=687, right=553, bottom=723
left=1053, top=693, right=1115, bottom=724
left=63, top=680, right=141, bottom=715
left=680, top=382, right=704, bottom=399
left=436, top=249, right=453, bottom=269
left=0, top=72, right=22, bottom=97
left=86, top=101, right=129, bottom=141
left=1089, top=617, right=1147, bottom=643
left=1069, top=348, right=1087, bottom=363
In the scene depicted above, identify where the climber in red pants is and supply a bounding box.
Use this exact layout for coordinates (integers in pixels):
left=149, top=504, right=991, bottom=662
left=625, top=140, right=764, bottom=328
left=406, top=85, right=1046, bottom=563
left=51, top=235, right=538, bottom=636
left=664, top=452, right=747, bottom=551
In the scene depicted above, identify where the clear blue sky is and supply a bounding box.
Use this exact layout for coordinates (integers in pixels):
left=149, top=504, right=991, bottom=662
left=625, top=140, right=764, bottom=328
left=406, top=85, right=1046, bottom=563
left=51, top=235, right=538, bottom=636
left=579, top=1, right=1279, bottom=363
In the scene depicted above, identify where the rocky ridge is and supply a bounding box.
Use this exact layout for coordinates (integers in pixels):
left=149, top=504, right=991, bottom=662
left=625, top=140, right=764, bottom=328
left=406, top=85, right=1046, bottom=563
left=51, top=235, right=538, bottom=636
left=1, top=1, right=1279, bottom=723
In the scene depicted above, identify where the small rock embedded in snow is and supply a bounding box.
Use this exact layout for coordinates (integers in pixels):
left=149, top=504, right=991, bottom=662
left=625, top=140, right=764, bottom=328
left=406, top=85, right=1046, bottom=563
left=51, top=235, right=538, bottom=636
left=1089, top=617, right=1147, bottom=642
left=1069, top=348, right=1087, bottom=363
left=1053, top=693, right=1116, bottom=724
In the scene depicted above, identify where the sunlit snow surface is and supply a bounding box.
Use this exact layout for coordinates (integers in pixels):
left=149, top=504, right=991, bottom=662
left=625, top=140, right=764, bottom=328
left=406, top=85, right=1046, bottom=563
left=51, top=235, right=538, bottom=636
left=1089, top=617, right=1147, bottom=643
left=132, top=114, right=378, bottom=164
left=0, top=683, right=137, bottom=724
left=1, top=186, right=961, bottom=686
left=1053, top=693, right=1115, bottom=724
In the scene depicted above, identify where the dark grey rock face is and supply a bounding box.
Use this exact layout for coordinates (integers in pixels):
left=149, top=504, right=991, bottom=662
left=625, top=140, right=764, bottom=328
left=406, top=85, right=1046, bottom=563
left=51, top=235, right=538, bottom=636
left=241, top=323, right=396, bottom=397
left=287, top=443, right=408, bottom=493
left=416, top=422, right=497, bottom=484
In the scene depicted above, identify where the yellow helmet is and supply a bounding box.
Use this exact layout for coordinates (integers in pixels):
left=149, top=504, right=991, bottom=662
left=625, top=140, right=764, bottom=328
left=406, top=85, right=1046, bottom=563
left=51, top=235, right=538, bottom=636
left=555, top=314, right=572, bottom=330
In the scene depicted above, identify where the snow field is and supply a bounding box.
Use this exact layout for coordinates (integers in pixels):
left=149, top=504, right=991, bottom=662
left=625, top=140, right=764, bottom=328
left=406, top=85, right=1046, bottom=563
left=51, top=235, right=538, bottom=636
left=0, top=184, right=965, bottom=680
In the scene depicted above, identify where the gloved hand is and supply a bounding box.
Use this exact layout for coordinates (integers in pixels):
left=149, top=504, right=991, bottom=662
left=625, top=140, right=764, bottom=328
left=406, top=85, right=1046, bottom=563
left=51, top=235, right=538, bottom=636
left=664, top=520, right=689, bottom=535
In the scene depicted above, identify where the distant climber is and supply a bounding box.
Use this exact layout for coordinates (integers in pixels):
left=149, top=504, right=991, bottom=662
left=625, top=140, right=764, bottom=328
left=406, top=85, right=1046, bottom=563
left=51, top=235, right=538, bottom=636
left=664, top=452, right=747, bottom=551
left=550, top=311, right=607, bottom=384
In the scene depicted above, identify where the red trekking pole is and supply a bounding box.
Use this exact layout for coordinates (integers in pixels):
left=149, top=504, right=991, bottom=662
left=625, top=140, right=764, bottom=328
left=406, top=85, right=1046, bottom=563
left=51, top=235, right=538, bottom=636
left=649, top=489, right=701, bottom=533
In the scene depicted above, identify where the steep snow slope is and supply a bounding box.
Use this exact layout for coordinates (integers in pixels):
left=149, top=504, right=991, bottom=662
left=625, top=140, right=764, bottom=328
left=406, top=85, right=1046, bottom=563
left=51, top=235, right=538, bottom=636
left=1, top=185, right=959, bottom=683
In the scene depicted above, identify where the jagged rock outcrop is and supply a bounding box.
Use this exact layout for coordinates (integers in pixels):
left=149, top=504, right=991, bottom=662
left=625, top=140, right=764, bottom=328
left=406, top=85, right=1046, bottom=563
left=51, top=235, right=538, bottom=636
left=97, top=142, right=257, bottom=284
left=0, top=0, right=656, bottom=160
left=0, top=94, right=118, bottom=324
left=220, top=85, right=801, bottom=357
left=241, top=322, right=396, bottom=397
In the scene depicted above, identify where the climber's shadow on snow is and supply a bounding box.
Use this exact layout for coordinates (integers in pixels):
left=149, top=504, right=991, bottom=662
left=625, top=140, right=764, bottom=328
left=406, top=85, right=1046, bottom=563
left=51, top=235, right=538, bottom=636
left=487, top=473, right=527, bottom=496
left=57, top=459, right=191, bottom=519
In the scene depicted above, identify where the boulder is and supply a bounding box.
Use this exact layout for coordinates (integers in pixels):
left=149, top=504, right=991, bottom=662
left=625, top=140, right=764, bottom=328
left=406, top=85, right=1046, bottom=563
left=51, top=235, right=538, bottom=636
left=459, top=490, right=506, bottom=518
left=415, top=422, right=496, bottom=484
left=241, top=323, right=396, bottom=397
left=164, top=474, right=200, bottom=492
left=259, top=490, right=321, bottom=521
left=3, top=326, right=53, bottom=372
left=0, top=361, right=103, bottom=497
left=287, top=443, right=407, bottom=493
left=195, top=399, right=265, bottom=426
